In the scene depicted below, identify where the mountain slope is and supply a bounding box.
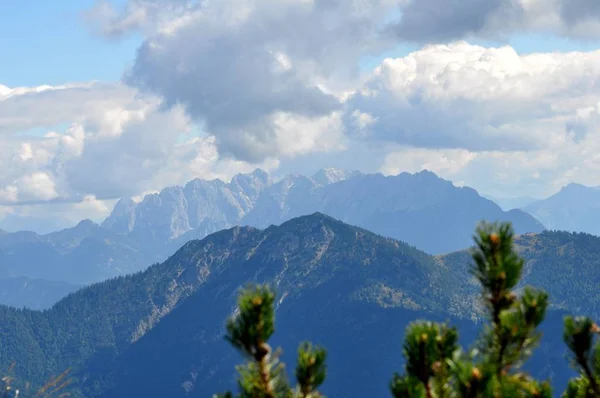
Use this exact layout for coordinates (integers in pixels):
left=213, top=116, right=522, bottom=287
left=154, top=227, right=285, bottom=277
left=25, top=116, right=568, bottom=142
left=441, top=230, right=600, bottom=319
left=0, top=214, right=592, bottom=397
left=0, top=213, right=475, bottom=397
left=524, top=183, right=600, bottom=235
left=92, top=285, right=571, bottom=398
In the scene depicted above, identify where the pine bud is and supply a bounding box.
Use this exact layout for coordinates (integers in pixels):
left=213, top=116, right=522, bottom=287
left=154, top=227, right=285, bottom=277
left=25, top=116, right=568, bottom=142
left=421, top=334, right=428, bottom=342
left=490, top=233, right=500, bottom=245
left=252, top=296, right=263, bottom=306
left=471, top=368, right=481, bottom=380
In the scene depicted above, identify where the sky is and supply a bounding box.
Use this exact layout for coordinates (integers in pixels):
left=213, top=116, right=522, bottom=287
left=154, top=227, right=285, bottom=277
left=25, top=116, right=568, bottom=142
left=2, top=0, right=600, bottom=230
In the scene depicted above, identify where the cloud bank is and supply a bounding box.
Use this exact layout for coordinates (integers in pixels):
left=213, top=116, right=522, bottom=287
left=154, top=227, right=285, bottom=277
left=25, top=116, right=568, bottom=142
left=3, top=0, right=600, bottom=227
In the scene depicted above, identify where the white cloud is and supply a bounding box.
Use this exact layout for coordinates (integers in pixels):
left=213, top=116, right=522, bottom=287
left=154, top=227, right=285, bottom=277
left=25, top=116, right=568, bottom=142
left=360, top=42, right=600, bottom=197
left=0, top=186, right=18, bottom=204
left=346, top=42, right=600, bottom=152
left=102, top=0, right=398, bottom=162
left=0, top=82, right=137, bottom=134
left=381, top=140, right=600, bottom=199
left=0, top=173, right=59, bottom=204
left=381, top=148, right=478, bottom=177
left=17, top=173, right=60, bottom=201
left=0, top=81, right=271, bottom=214
left=73, top=195, right=113, bottom=216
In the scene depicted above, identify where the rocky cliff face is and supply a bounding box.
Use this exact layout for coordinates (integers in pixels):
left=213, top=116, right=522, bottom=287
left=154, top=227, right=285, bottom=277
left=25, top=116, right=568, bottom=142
left=102, top=169, right=271, bottom=241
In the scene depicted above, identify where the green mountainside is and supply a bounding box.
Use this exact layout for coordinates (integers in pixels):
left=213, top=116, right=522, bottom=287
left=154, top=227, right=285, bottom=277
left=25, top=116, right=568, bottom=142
left=0, top=214, right=595, bottom=397
left=441, top=230, right=600, bottom=319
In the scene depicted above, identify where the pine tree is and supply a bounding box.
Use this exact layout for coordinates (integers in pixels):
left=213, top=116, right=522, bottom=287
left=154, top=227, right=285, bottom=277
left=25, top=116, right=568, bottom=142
left=217, top=221, right=600, bottom=397
left=390, top=222, right=552, bottom=397
left=562, top=316, right=600, bottom=397
left=214, top=285, right=327, bottom=398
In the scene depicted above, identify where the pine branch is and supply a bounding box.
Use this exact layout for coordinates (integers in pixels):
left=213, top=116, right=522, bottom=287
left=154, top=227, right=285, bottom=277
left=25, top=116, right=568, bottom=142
left=295, top=342, right=327, bottom=398
left=564, top=316, right=600, bottom=396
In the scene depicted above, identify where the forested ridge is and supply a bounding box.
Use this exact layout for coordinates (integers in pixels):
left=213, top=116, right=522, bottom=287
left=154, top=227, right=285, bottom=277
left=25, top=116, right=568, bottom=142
left=0, top=214, right=598, bottom=396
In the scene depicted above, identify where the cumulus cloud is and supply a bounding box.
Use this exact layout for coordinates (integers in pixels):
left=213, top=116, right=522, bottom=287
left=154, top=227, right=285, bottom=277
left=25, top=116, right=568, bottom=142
left=2, top=0, right=598, bottom=224
left=346, top=42, right=600, bottom=152
left=0, top=83, right=133, bottom=206
left=0, top=173, right=59, bottom=205
left=0, top=81, right=275, bottom=219
left=344, top=41, right=600, bottom=198
left=88, top=0, right=398, bottom=162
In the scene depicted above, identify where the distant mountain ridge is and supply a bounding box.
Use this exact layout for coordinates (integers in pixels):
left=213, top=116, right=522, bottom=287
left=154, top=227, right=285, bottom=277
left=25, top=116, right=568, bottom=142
left=0, top=276, right=80, bottom=310
left=101, top=168, right=544, bottom=256
left=0, top=168, right=544, bottom=308
left=524, top=183, right=600, bottom=235
left=0, top=214, right=74, bottom=235
left=240, top=169, right=544, bottom=254
left=0, top=219, right=144, bottom=285
left=0, top=214, right=591, bottom=398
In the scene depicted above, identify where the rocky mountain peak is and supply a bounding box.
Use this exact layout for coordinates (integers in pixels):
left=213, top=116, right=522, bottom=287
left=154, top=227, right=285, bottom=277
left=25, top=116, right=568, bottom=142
left=231, top=168, right=270, bottom=185
left=311, top=167, right=362, bottom=185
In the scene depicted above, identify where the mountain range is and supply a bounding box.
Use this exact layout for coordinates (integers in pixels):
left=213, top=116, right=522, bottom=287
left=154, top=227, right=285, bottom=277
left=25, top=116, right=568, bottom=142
left=0, top=168, right=545, bottom=310
left=0, top=220, right=144, bottom=286
left=0, top=213, right=594, bottom=397
left=103, top=168, right=544, bottom=256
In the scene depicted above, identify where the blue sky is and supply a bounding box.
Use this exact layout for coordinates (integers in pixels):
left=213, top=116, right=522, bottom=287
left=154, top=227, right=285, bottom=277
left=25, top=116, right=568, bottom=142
left=2, top=1, right=600, bottom=87
left=0, top=0, right=139, bottom=86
